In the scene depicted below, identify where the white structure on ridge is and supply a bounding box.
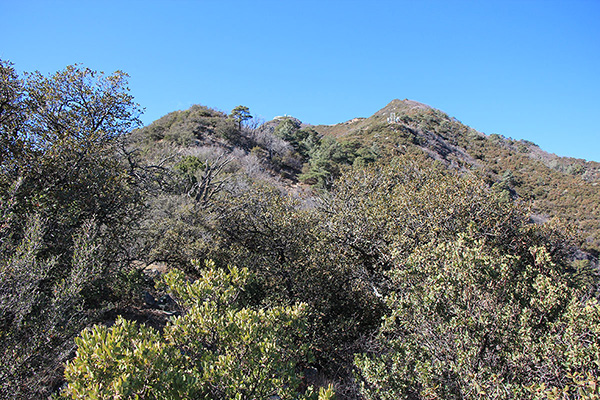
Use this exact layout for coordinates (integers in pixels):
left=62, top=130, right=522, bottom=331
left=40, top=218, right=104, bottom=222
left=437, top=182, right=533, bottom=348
left=387, top=112, right=402, bottom=124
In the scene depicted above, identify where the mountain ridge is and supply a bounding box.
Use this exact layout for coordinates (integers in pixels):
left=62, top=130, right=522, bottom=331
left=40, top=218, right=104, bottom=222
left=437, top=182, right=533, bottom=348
left=130, top=99, right=600, bottom=253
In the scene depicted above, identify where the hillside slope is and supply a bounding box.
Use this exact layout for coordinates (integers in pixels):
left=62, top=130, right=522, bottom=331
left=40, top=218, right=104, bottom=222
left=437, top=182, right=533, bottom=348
left=313, top=99, right=600, bottom=254
left=128, top=100, right=600, bottom=254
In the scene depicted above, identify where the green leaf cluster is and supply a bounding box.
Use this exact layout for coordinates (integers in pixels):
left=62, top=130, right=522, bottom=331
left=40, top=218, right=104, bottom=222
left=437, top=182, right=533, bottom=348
left=62, top=260, right=334, bottom=400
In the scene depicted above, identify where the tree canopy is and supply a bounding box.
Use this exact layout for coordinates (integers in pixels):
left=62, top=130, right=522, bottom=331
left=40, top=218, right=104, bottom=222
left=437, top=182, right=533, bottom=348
left=229, top=105, right=252, bottom=130
left=0, top=60, right=144, bottom=399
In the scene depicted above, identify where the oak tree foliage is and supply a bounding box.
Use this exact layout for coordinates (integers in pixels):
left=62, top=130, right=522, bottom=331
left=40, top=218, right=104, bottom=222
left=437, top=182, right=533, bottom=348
left=0, top=60, right=144, bottom=399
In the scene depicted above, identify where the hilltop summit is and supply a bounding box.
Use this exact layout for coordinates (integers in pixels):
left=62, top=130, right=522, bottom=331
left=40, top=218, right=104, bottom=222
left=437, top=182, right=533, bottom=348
left=374, top=98, right=432, bottom=116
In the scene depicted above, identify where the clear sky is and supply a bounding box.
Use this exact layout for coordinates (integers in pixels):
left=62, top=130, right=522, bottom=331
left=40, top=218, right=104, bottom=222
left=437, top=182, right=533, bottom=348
left=2, top=0, right=599, bottom=161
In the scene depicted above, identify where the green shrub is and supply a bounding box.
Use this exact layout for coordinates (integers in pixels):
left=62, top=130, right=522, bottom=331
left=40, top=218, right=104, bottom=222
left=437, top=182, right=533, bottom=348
left=354, top=212, right=598, bottom=399
left=61, top=260, right=333, bottom=400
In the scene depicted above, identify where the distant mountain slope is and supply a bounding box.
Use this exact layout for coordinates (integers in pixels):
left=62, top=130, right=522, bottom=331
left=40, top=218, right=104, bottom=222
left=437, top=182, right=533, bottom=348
left=313, top=99, right=600, bottom=253
left=129, top=100, right=600, bottom=254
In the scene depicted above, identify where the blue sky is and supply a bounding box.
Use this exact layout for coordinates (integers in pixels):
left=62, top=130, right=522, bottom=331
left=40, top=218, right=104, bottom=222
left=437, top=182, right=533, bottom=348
left=2, top=0, right=599, bottom=161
